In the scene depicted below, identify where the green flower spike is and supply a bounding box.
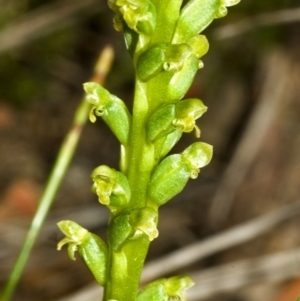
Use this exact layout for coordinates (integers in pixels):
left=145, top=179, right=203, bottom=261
left=83, top=82, right=131, bottom=146
left=91, top=165, right=131, bottom=213
left=50, top=1, right=243, bottom=300
left=57, top=220, right=108, bottom=286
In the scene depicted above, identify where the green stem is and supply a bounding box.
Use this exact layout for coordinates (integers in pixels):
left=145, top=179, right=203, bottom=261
left=104, top=237, right=150, bottom=301
left=103, top=76, right=155, bottom=300
left=127, top=80, right=155, bottom=207
left=103, top=71, right=163, bottom=300
left=1, top=46, right=114, bottom=301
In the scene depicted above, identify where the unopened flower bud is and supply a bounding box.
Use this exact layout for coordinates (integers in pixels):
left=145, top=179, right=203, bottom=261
left=148, top=142, right=212, bottom=206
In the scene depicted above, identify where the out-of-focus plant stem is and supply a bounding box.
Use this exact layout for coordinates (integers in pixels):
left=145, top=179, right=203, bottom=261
left=1, top=45, right=114, bottom=301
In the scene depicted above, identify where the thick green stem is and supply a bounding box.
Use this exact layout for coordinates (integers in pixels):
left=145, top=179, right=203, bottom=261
left=102, top=60, right=176, bottom=301
left=103, top=77, right=155, bottom=300
left=127, top=80, right=155, bottom=207
left=104, top=237, right=150, bottom=301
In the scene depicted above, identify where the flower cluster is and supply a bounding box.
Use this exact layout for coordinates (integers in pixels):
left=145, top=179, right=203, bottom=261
left=57, top=1, right=240, bottom=300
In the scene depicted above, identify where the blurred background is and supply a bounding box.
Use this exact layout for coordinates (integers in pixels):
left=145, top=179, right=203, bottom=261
left=1, top=0, right=300, bottom=300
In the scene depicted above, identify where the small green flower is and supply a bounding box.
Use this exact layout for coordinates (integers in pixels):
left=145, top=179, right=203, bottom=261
left=173, top=98, right=207, bottom=137
left=137, top=37, right=208, bottom=83
left=166, top=54, right=200, bottom=101
left=182, top=142, right=213, bottom=177
left=163, top=43, right=193, bottom=72
left=147, top=98, right=207, bottom=143
left=108, top=0, right=156, bottom=35
left=129, top=206, right=158, bottom=241
left=91, top=165, right=131, bottom=213
left=57, top=221, right=108, bottom=286
left=109, top=207, right=158, bottom=251
left=83, top=82, right=131, bottom=145
left=148, top=142, right=212, bottom=206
